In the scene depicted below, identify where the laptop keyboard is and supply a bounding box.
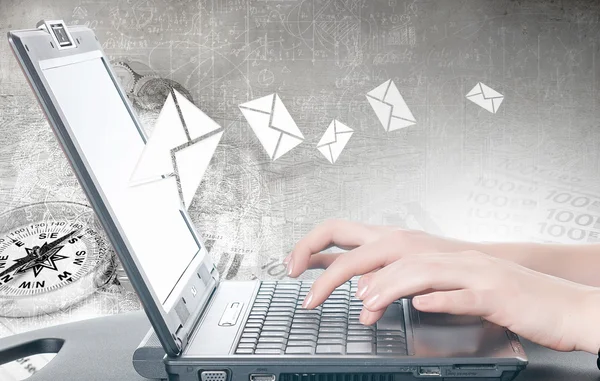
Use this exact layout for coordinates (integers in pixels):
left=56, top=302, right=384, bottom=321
left=235, top=280, right=407, bottom=355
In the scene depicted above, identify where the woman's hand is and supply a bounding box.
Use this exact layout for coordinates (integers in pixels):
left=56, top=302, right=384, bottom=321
left=284, top=219, right=468, bottom=276
left=353, top=250, right=600, bottom=353
left=286, top=219, right=600, bottom=354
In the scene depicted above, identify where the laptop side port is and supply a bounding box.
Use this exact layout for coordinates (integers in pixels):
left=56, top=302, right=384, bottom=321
left=200, top=370, right=229, bottom=381
left=250, top=374, right=276, bottom=381
left=418, top=366, right=441, bottom=376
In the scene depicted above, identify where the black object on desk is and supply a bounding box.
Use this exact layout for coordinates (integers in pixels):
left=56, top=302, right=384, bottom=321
left=0, top=311, right=598, bottom=381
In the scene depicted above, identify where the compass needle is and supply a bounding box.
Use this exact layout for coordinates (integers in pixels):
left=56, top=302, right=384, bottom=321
left=0, top=202, right=119, bottom=317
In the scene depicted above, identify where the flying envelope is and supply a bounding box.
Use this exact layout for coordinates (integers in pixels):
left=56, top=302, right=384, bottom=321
left=239, top=94, right=304, bottom=160
left=466, top=82, right=504, bottom=113
left=130, top=88, right=224, bottom=209
left=366, top=79, right=416, bottom=132
left=317, top=120, right=354, bottom=164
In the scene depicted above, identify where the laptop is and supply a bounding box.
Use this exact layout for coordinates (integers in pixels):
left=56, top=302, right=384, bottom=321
left=8, top=21, right=528, bottom=381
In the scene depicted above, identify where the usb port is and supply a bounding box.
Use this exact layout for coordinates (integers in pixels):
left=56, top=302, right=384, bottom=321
left=418, top=366, right=441, bottom=376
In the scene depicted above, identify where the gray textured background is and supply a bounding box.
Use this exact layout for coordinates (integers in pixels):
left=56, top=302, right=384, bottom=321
left=0, top=0, right=599, bottom=334
left=0, top=0, right=599, bottom=378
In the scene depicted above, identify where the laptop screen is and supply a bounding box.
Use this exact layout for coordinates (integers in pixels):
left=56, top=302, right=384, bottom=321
left=41, top=54, right=203, bottom=304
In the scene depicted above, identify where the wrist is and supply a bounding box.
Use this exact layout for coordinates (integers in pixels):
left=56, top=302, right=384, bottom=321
left=470, top=241, right=535, bottom=267
left=575, top=288, right=600, bottom=354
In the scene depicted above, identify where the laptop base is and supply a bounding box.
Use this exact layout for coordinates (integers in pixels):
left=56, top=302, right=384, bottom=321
left=163, top=357, right=525, bottom=381
left=134, top=337, right=525, bottom=381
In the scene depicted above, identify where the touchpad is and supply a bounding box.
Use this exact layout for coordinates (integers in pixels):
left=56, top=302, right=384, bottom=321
left=414, top=311, right=483, bottom=328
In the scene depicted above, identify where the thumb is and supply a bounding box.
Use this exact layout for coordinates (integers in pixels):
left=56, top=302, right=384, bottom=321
left=412, top=289, right=491, bottom=317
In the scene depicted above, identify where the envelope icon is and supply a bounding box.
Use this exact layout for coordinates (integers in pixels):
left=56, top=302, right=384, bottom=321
left=239, top=94, right=304, bottom=160
left=366, top=79, right=416, bottom=131
left=466, top=82, right=504, bottom=113
left=130, top=89, right=224, bottom=209
left=317, top=120, right=354, bottom=164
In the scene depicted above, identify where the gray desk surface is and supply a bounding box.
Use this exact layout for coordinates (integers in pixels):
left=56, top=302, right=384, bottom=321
left=0, top=311, right=598, bottom=381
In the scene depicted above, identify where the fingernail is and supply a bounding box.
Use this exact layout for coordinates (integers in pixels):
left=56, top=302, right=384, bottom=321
left=286, top=259, right=294, bottom=276
left=413, top=295, right=429, bottom=307
left=364, top=294, right=379, bottom=309
left=302, top=291, right=313, bottom=309
left=356, top=284, right=369, bottom=299
left=283, top=254, right=291, bottom=265
left=359, top=308, right=371, bottom=324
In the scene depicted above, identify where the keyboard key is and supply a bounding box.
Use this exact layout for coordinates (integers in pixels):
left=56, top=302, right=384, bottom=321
left=377, top=335, right=405, bottom=343
left=286, top=340, right=317, bottom=347
left=321, top=314, right=346, bottom=319
left=268, top=307, right=295, bottom=313
left=348, top=324, right=375, bottom=331
left=272, top=296, right=297, bottom=301
left=322, top=302, right=348, bottom=307
left=242, top=332, right=260, bottom=339
left=290, top=328, right=318, bottom=335
left=257, top=343, right=285, bottom=350
left=322, top=311, right=347, bottom=316
left=263, top=320, right=290, bottom=327
left=258, top=337, right=287, bottom=344
left=292, top=318, right=319, bottom=324
left=317, top=333, right=346, bottom=340
left=267, top=311, right=294, bottom=317
left=288, top=334, right=317, bottom=341
left=261, top=331, right=289, bottom=338
left=265, top=315, right=293, bottom=321
left=321, top=308, right=349, bottom=314
left=316, top=344, right=345, bottom=354
left=286, top=346, right=314, bottom=354
left=275, top=283, right=301, bottom=289
left=236, top=348, right=254, bottom=354
left=317, top=338, right=345, bottom=345
left=347, top=335, right=374, bottom=342
left=291, top=323, right=319, bottom=330
left=347, top=342, right=375, bottom=354
left=377, top=347, right=407, bottom=355
left=263, top=322, right=290, bottom=329
left=294, top=310, right=321, bottom=316
left=377, top=342, right=406, bottom=349
left=243, top=327, right=261, bottom=332
left=237, top=342, right=256, bottom=348
left=271, top=302, right=296, bottom=308
left=255, top=348, right=284, bottom=355
left=317, top=326, right=345, bottom=333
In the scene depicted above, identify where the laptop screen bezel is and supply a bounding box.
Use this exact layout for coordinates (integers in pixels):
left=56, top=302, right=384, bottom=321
left=8, top=23, right=219, bottom=357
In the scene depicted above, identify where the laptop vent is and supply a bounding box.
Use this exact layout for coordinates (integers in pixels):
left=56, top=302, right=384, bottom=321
left=281, top=373, right=519, bottom=381
left=280, top=374, right=399, bottom=381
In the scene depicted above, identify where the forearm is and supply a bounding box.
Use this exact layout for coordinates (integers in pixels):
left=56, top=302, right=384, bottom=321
left=474, top=242, right=600, bottom=287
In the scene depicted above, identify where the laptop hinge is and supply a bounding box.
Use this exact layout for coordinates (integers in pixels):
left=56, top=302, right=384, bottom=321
left=175, top=266, right=219, bottom=351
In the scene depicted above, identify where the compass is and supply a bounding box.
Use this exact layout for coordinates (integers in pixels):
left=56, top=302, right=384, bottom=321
left=0, top=202, right=118, bottom=317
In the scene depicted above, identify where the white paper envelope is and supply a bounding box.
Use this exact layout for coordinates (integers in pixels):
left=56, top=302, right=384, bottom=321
left=238, top=94, right=304, bottom=160
left=130, top=89, right=224, bottom=209
left=317, top=120, right=354, bottom=164
left=366, top=79, right=416, bottom=131
left=466, top=82, right=504, bottom=113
